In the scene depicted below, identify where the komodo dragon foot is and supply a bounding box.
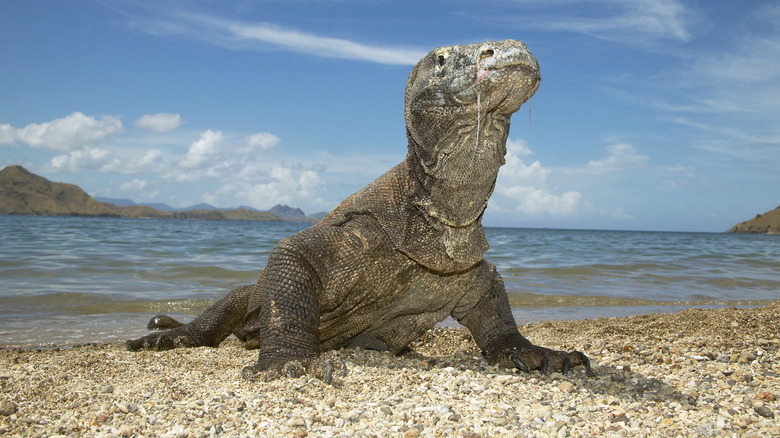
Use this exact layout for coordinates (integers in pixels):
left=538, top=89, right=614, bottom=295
left=125, top=327, right=198, bottom=351
left=493, top=345, right=595, bottom=377
left=240, top=352, right=347, bottom=384
left=146, top=314, right=184, bottom=330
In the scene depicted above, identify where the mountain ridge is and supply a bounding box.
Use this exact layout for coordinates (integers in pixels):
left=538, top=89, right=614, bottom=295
left=0, top=165, right=325, bottom=223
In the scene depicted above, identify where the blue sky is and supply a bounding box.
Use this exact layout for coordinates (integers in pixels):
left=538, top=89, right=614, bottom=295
left=2, top=0, right=778, bottom=232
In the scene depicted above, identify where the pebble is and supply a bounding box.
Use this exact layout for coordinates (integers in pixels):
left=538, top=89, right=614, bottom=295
left=754, top=406, right=775, bottom=419
left=0, top=303, right=778, bottom=437
left=0, top=401, right=18, bottom=416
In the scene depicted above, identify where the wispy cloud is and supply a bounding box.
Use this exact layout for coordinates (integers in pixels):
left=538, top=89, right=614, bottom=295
left=126, top=9, right=426, bottom=65
left=581, top=143, right=649, bottom=175
left=498, top=0, right=696, bottom=44
left=134, top=113, right=184, bottom=133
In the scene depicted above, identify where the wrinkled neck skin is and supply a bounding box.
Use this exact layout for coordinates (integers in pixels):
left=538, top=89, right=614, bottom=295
left=406, top=105, right=510, bottom=228
left=403, top=40, right=540, bottom=229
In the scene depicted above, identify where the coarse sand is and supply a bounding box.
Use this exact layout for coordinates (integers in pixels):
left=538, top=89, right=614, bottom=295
left=2, top=303, right=778, bottom=437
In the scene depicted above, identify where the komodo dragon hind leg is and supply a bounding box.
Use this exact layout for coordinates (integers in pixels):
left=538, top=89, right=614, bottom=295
left=125, top=284, right=253, bottom=351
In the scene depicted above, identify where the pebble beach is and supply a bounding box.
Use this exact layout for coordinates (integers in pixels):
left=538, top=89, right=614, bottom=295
left=2, top=303, right=778, bottom=437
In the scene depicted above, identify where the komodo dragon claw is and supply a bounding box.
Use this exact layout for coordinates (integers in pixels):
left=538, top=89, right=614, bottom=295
left=240, top=352, right=346, bottom=384
left=505, top=347, right=595, bottom=376
left=510, top=354, right=529, bottom=372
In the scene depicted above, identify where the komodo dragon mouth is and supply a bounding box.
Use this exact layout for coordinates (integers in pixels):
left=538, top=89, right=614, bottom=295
left=407, top=41, right=540, bottom=118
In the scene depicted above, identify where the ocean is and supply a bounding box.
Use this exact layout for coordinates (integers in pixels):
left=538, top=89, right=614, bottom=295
left=1, top=215, right=778, bottom=347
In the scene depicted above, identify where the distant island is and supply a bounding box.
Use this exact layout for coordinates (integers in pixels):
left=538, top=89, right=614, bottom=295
left=0, top=165, right=326, bottom=223
left=4, top=164, right=778, bottom=233
left=728, top=205, right=780, bottom=234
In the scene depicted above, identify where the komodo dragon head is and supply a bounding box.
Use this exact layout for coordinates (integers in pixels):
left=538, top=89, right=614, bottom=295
left=404, top=40, right=540, bottom=228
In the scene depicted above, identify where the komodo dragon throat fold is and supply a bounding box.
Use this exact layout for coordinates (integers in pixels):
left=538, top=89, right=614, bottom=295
left=126, top=40, right=594, bottom=381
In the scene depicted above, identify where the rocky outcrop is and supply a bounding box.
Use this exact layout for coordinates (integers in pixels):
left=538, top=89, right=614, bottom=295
left=728, top=206, right=780, bottom=234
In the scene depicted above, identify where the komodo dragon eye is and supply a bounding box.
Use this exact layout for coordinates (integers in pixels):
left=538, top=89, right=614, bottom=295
left=435, top=51, right=449, bottom=68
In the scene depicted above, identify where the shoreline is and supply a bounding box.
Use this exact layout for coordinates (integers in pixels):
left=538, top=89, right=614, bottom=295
left=3, top=301, right=777, bottom=350
left=2, top=303, right=778, bottom=437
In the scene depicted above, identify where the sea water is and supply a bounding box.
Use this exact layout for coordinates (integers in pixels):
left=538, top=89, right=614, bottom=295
left=1, top=215, right=778, bottom=346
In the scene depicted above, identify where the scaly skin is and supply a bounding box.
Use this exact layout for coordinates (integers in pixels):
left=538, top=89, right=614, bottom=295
left=126, top=40, right=594, bottom=380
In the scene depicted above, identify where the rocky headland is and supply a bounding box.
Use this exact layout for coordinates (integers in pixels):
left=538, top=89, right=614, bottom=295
left=728, top=205, right=780, bottom=234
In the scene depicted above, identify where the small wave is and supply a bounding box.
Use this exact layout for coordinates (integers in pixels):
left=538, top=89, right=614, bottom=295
left=0, top=292, right=218, bottom=317
left=505, top=291, right=775, bottom=309
left=150, top=266, right=259, bottom=281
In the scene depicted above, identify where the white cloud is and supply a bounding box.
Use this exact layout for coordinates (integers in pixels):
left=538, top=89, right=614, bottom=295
left=47, top=148, right=116, bottom=172
left=164, top=128, right=288, bottom=183
left=135, top=149, right=165, bottom=169
left=133, top=113, right=184, bottom=132
left=131, top=10, right=425, bottom=65
left=496, top=138, right=582, bottom=216
left=0, top=124, right=16, bottom=144
left=203, top=164, right=325, bottom=210
left=228, top=19, right=425, bottom=65
left=500, top=139, right=550, bottom=185
left=298, top=170, right=323, bottom=196
left=498, top=186, right=582, bottom=215
left=245, top=132, right=280, bottom=150
left=0, top=112, right=122, bottom=152
left=269, top=164, right=325, bottom=198
left=120, top=179, right=148, bottom=191
left=575, top=143, right=649, bottom=174
left=182, top=129, right=223, bottom=169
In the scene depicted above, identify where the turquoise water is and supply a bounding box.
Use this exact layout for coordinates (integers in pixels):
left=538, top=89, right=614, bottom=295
left=1, top=215, right=778, bottom=346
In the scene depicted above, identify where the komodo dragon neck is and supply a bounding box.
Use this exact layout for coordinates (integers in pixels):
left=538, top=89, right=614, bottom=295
left=405, top=41, right=540, bottom=229
left=325, top=40, right=540, bottom=274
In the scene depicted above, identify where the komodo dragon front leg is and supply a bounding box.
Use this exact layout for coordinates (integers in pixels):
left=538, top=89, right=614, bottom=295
left=455, top=263, right=594, bottom=376
left=237, top=241, right=345, bottom=382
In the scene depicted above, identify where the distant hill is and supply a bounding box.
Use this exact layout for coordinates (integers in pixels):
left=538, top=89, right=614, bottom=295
left=93, top=197, right=327, bottom=221
left=1, top=165, right=123, bottom=217
left=269, top=204, right=306, bottom=221
left=728, top=205, right=780, bottom=234
left=268, top=204, right=328, bottom=222
left=0, top=165, right=322, bottom=223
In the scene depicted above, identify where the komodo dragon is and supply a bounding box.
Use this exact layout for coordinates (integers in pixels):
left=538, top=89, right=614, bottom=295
left=127, top=39, right=593, bottom=381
